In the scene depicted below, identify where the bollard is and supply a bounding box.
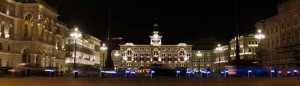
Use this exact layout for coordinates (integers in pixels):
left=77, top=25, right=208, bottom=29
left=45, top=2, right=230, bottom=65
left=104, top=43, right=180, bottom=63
left=225, top=70, right=229, bottom=78
left=200, top=71, right=203, bottom=78
left=130, top=71, right=135, bottom=77
left=204, top=71, right=207, bottom=78
left=287, top=71, right=291, bottom=77
left=150, top=70, right=155, bottom=78
left=176, top=70, right=180, bottom=78
left=278, top=71, right=282, bottom=77
left=191, top=71, right=195, bottom=77
left=221, top=71, right=224, bottom=77
left=271, top=70, right=275, bottom=78
left=248, top=70, right=252, bottom=78
left=293, top=70, right=298, bottom=77
left=186, top=71, right=191, bottom=78
left=206, top=71, right=210, bottom=77
left=73, top=70, right=78, bottom=78
left=125, top=70, right=129, bottom=78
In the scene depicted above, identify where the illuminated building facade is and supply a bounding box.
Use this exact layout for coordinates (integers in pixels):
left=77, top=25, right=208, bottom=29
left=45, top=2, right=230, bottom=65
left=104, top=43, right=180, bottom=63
left=0, top=0, right=68, bottom=69
left=213, top=45, right=229, bottom=70
left=256, top=0, right=300, bottom=68
left=112, top=24, right=216, bottom=71
left=64, top=29, right=101, bottom=71
left=229, top=34, right=259, bottom=60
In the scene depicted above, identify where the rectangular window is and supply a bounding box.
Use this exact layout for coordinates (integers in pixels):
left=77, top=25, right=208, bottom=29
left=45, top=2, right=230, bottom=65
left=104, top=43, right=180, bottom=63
left=153, top=58, right=158, bottom=61
left=134, top=57, right=137, bottom=61
left=206, top=58, right=210, bottom=61
left=128, top=57, right=132, bottom=61
left=147, top=58, right=150, bottom=61
left=140, top=57, right=144, bottom=61
left=180, top=57, right=184, bottom=61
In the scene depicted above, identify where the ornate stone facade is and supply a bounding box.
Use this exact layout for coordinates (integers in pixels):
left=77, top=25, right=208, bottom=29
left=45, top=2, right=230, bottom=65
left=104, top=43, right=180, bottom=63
left=64, top=29, right=101, bottom=71
left=256, top=0, right=300, bottom=68
left=229, top=34, right=259, bottom=60
left=112, top=24, right=216, bottom=71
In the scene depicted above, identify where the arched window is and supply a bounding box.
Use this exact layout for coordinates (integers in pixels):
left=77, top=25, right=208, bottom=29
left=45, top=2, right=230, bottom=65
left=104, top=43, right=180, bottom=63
left=24, top=14, right=33, bottom=39
left=126, top=48, right=133, bottom=56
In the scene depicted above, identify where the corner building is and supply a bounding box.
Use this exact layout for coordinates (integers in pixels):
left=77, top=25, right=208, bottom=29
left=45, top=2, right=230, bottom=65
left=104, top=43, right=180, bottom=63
left=0, top=0, right=66, bottom=70
left=256, top=0, right=300, bottom=68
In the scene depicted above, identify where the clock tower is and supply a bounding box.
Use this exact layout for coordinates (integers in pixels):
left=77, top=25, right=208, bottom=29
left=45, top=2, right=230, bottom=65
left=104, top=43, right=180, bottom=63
left=150, top=23, right=162, bottom=46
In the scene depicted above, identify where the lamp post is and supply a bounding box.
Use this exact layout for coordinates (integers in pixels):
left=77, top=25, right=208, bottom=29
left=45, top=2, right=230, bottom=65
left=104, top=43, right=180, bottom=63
left=255, top=29, right=265, bottom=65
left=100, top=43, right=108, bottom=70
left=255, top=29, right=265, bottom=40
left=216, top=44, right=223, bottom=74
left=70, top=27, right=82, bottom=78
left=196, top=51, right=203, bottom=72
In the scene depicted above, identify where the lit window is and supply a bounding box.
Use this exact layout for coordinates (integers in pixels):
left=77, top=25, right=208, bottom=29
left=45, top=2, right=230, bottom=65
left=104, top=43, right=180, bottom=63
left=206, top=63, right=211, bottom=66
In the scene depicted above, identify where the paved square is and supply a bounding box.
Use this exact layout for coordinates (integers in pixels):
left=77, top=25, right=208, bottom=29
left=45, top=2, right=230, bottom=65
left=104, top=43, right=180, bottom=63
left=1, top=77, right=300, bottom=86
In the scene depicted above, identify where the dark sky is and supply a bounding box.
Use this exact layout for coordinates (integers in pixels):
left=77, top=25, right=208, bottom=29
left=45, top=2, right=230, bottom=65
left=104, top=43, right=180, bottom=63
left=47, top=0, right=278, bottom=44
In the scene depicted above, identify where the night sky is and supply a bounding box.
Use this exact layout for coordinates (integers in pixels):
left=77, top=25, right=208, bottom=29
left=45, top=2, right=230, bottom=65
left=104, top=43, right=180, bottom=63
left=47, top=0, right=278, bottom=44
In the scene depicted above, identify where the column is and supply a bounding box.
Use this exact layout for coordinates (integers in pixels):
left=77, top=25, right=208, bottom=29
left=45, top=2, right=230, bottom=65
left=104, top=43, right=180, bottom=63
left=32, top=54, right=37, bottom=64
left=52, top=57, right=56, bottom=67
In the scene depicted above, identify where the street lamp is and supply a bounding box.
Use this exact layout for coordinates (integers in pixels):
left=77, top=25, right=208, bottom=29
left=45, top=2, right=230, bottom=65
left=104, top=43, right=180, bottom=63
left=196, top=51, right=203, bottom=72
left=100, top=43, right=108, bottom=70
left=255, top=29, right=265, bottom=40
left=255, top=29, right=265, bottom=65
left=70, top=27, right=82, bottom=78
left=216, top=44, right=223, bottom=73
